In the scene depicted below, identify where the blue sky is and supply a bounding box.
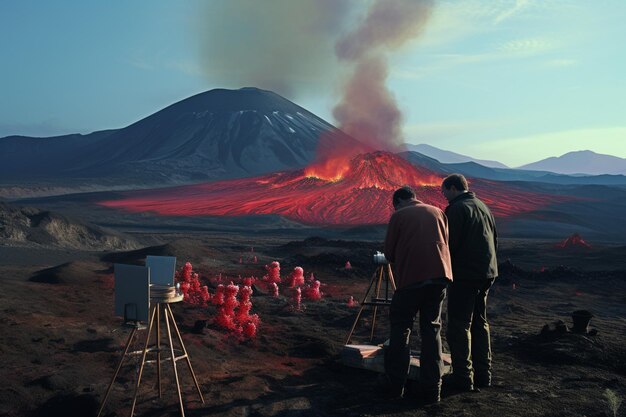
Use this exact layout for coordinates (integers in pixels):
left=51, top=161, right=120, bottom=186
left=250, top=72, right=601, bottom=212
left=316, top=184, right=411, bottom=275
left=1, top=0, right=624, bottom=167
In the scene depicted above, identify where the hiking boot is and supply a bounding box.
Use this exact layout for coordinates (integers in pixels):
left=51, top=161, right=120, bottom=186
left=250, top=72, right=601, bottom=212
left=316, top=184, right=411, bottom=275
left=386, top=383, right=405, bottom=400
left=475, top=374, right=491, bottom=389
left=419, top=385, right=441, bottom=405
left=443, top=374, right=474, bottom=395
left=377, top=374, right=405, bottom=400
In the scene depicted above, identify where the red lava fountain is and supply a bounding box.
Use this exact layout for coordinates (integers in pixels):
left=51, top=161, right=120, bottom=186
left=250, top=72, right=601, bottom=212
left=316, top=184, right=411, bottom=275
left=99, top=151, right=567, bottom=226
left=100, top=151, right=443, bottom=225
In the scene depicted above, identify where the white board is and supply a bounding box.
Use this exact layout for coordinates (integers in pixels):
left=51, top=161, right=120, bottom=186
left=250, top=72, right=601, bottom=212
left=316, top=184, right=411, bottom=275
left=114, top=264, right=150, bottom=322
left=146, top=256, right=176, bottom=286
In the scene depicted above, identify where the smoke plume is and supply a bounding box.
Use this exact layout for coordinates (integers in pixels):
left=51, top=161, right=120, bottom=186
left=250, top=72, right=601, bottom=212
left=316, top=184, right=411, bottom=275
left=196, top=0, right=351, bottom=98
left=332, top=56, right=402, bottom=152
left=333, top=0, right=434, bottom=152
left=196, top=0, right=434, bottom=161
left=336, top=0, right=433, bottom=61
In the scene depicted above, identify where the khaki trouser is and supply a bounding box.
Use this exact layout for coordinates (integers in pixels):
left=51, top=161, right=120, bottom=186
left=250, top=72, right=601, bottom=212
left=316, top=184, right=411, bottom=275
left=447, top=278, right=495, bottom=385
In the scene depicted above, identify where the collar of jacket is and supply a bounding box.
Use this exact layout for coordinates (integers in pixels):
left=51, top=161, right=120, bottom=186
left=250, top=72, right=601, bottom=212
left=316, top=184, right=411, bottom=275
left=449, top=191, right=475, bottom=205
left=401, top=199, right=423, bottom=208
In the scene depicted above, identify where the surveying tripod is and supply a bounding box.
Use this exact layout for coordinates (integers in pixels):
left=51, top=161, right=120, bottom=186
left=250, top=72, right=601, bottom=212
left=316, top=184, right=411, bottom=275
left=345, top=263, right=396, bottom=344
left=97, top=297, right=204, bottom=417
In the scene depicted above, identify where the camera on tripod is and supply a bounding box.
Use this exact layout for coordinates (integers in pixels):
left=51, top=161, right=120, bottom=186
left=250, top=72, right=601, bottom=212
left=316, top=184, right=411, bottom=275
left=372, top=251, right=389, bottom=265
left=346, top=251, right=395, bottom=345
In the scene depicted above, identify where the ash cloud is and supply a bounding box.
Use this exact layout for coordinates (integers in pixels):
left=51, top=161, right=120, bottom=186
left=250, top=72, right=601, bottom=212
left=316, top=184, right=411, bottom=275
left=195, top=0, right=434, bottom=154
left=332, top=56, right=402, bottom=151
left=333, top=0, right=434, bottom=152
left=336, top=0, right=433, bottom=61
left=196, top=0, right=351, bottom=98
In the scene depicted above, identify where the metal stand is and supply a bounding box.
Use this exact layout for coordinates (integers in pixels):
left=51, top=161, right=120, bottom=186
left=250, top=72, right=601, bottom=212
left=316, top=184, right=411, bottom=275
left=345, top=263, right=397, bottom=344
left=97, top=297, right=205, bottom=417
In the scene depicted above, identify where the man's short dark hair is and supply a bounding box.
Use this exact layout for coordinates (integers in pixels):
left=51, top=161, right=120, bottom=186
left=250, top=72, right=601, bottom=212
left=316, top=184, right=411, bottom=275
left=393, top=186, right=416, bottom=207
left=442, top=174, right=469, bottom=191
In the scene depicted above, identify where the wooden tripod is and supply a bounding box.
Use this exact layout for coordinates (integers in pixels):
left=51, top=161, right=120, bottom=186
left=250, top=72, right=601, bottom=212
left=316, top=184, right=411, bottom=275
left=97, top=298, right=205, bottom=417
left=345, top=263, right=397, bottom=345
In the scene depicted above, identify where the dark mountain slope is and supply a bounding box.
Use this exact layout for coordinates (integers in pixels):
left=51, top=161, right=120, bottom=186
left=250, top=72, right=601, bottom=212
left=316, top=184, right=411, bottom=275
left=1, top=88, right=353, bottom=188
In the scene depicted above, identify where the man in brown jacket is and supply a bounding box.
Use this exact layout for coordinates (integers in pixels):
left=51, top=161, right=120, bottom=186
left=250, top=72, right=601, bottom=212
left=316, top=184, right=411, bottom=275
left=383, top=186, right=453, bottom=404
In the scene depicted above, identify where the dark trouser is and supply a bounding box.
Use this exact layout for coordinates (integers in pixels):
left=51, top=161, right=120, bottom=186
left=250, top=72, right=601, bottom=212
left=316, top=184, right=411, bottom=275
left=447, top=279, right=495, bottom=385
left=384, top=284, right=447, bottom=391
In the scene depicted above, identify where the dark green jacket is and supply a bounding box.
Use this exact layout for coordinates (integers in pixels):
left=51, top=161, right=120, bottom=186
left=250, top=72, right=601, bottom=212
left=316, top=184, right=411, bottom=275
left=445, top=192, right=498, bottom=281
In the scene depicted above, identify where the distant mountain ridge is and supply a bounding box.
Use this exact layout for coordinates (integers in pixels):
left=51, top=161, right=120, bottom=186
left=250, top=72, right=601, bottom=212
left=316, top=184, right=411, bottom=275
left=399, top=151, right=626, bottom=185
left=517, top=150, right=626, bottom=175
left=404, top=143, right=509, bottom=169
left=400, top=144, right=626, bottom=184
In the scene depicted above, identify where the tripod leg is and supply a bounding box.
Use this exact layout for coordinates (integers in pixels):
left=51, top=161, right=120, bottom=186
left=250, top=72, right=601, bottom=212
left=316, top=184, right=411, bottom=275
left=345, top=270, right=379, bottom=345
left=369, top=306, right=379, bottom=342
left=345, top=305, right=367, bottom=345
left=130, top=305, right=156, bottom=417
left=167, top=304, right=205, bottom=403
left=387, top=264, right=397, bottom=291
left=370, top=266, right=385, bottom=342
left=164, top=305, right=186, bottom=417
left=96, top=326, right=137, bottom=417
left=157, top=304, right=162, bottom=398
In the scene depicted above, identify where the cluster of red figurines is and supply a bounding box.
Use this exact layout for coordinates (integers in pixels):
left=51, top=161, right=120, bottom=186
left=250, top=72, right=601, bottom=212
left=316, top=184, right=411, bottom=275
left=262, top=261, right=282, bottom=297
left=175, top=259, right=327, bottom=340
left=176, top=262, right=211, bottom=307
left=261, top=261, right=323, bottom=311
left=238, top=247, right=258, bottom=264
left=212, top=283, right=260, bottom=339
left=285, top=266, right=305, bottom=287
left=175, top=263, right=260, bottom=340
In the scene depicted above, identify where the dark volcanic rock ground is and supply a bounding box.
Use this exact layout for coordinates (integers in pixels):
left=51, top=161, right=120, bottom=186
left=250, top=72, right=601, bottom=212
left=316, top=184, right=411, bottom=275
left=0, top=234, right=625, bottom=417
left=0, top=202, right=139, bottom=251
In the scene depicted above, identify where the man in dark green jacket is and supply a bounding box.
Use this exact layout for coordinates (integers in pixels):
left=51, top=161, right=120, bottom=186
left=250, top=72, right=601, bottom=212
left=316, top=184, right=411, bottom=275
left=441, top=174, right=498, bottom=391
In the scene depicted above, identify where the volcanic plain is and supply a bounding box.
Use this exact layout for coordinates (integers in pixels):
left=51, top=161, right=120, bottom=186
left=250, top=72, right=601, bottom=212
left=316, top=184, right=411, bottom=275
left=1, top=206, right=625, bottom=417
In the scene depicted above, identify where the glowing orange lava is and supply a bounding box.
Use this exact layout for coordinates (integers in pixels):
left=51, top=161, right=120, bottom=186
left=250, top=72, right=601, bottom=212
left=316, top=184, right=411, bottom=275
left=98, top=151, right=571, bottom=225
left=304, top=156, right=351, bottom=182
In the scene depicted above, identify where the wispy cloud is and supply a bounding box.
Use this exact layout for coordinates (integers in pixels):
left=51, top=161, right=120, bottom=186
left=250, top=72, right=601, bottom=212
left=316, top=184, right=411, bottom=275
left=495, top=37, right=558, bottom=55
left=393, top=0, right=574, bottom=80
left=393, top=35, right=559, bottom=80
left=167, top=60, right=206, bottom=77
left=412, top=0, right=587, bottom=53
left=494, top=0, right=531, bottom=23
left=417, top=0, right=541, bottom=47
left=127, top=51, right=156, bottom=71
left=393, top=52, right=496, bottom=80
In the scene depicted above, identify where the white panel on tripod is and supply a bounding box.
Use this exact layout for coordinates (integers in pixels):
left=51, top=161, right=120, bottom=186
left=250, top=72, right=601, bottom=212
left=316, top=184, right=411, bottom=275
left=145, top=256, right=176, bottom=286
left=114, top=264, right=150, bottom=322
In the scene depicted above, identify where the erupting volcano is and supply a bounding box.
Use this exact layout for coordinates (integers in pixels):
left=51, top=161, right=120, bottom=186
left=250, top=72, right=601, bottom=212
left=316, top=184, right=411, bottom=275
left=100, top=152, right=442, bottom=225
left=99, top=151, right=568, bottom=226
left=556, top=233, right=592, bottom=249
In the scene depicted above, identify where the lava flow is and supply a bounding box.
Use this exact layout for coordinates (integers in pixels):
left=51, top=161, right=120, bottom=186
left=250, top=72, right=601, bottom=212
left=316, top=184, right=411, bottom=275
left=99, top=151, right=568, bottom=225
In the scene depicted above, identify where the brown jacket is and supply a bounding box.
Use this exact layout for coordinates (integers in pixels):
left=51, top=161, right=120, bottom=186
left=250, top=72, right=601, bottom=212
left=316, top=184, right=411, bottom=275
left=384, top=200, right=453, bottom=289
